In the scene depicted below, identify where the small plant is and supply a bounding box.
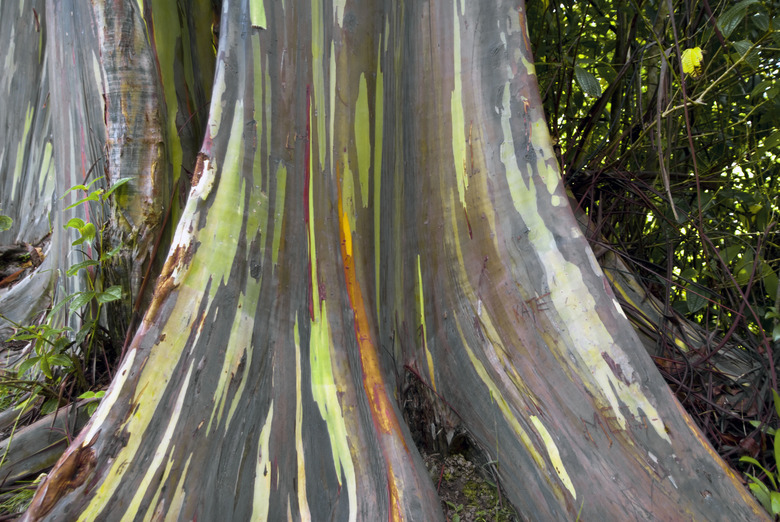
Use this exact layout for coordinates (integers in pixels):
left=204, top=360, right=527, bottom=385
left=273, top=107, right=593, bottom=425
left=444, top=501, right=464, bottom=522
left=740, top=389, right=780, bottom=516
left=78, top=389, right=106, bottom=416
left=0, top=473, right=44, bottom=515
left=0, top=208, right=11, bottom=232
left=1, top=177, right=131, bottom=416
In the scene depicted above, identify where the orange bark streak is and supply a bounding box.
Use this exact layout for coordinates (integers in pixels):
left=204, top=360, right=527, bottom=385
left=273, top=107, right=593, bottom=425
left=337, top=162, right=405, bottom=521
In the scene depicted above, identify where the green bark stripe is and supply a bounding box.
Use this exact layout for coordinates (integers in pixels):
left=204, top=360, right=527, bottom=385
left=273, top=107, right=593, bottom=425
left=151, top=2, right=184, bottom=190
left=250, top=0, right=267, bottom=28
left=356, top=74, right=370, bottom=208
left=373, top=48, right=383, bottom=322
left=272, top=163, right=287, bottom=269
left=120, top=362, right=195, bottom=521
left=293, top=316, right=312, bottom=517
left=451, top=1, right=468, bottom=209
left=309, top=302, right=357, bottom=516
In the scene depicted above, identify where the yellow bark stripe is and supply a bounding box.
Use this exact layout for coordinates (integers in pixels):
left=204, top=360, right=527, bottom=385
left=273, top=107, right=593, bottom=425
left=309, top=301, right=357, bottom=520
left=416, top=255, right=435, bottom=390
left=495, top=56, right=670, bottom=443
left=530, top=415, right=576, bottom=499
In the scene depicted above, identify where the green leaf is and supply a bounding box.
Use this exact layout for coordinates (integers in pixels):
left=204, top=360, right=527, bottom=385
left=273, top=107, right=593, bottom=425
left=48, top=354, right=72, bottom=368
left=96, top=285, right=122, bottom=304
left=752, top=12, right=769, bottom=32
left=41, top=399, right=59, bottom=415
left=718, top=0, right=759, bottom=39
left=733, top=40, right=759, bottom=68
left=72, top=223, right=97, bottom=246
left=103, top=177, right=132, bottom=200
left=741, top=456, right=775, bottom=488
left=759, top=130, right=780, bottom=155
left=62, top=184, right=89, bottom=196
left=64, top=217, right=86, bottom=230
left=62, top=178, right=103, bottom=199
left=771, top=491, right=780, bottom=515
left=686, top=288, right=708, bottom=314
left=746, top=477, right=772, bottom=512
left=773, top=324, right=780, bottom=343
left=722, top=244, right=741, bottom=263
left=17, top=357, right=40, bottom=377
left=748, top=420, right=776, bottom=436
left=100, top=243, right=122, bottom=261
left=9, top=333, right=40, bottom=342
left=75, top=318, right=95, bottom=346
left=774, top=389, right=780, bottom=422
left=0, top=214, right=12, bottom=232
left=66, top=259, right=99, bottom=277
left=47, top=294, right=78, bottom=320
left=69, top=291, right=96, bottom=311
left=63, top=192, right=100, bottom=211
left=39, top=356, right=52, bottom=379
left=574, top=66, right=602, bottom=98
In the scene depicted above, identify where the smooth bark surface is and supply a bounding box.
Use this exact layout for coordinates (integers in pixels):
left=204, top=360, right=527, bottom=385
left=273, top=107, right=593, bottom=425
left=0, top=0, right=766, bottom=520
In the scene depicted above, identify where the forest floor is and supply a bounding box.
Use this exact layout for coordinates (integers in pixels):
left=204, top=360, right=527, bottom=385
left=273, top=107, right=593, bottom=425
left=422, top=450, right=520, bottom=522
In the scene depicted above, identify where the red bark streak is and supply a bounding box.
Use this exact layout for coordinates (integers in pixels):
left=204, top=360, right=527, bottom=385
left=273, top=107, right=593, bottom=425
left=305, top=86, right=314, bottom=319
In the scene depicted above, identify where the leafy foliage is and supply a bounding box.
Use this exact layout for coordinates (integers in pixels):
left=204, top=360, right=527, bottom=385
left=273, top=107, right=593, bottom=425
left=528, top=0, right=780, bottom=512
left=0, top=178, right=131, bottom=426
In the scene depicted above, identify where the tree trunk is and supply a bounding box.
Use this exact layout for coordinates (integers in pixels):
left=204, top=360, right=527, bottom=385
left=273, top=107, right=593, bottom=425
left=3, top=0, right=767, bottom=520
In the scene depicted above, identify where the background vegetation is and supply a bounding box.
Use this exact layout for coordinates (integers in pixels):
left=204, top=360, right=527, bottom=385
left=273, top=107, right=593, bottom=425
left=527, top=0, right=780, bottom=502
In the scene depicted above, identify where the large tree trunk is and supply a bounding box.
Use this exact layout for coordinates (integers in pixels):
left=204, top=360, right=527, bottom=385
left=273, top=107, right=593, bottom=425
left=2, top=0, right=765, bottom=520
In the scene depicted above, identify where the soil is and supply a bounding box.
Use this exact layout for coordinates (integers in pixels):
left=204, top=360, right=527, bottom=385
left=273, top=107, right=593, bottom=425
left=422, top=450, right=521, bottom=522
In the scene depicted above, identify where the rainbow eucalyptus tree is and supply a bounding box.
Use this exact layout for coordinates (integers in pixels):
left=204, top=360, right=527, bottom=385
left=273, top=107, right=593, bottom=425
left=1, top=0, right=766, bottom=520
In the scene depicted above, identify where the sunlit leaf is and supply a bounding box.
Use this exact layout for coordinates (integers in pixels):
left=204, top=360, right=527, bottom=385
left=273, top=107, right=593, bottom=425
left=72, top=222, right=97, bottom=246
left=681, top=47, right=704, bottom=76
left=64, top=217, right=86, bottom=230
